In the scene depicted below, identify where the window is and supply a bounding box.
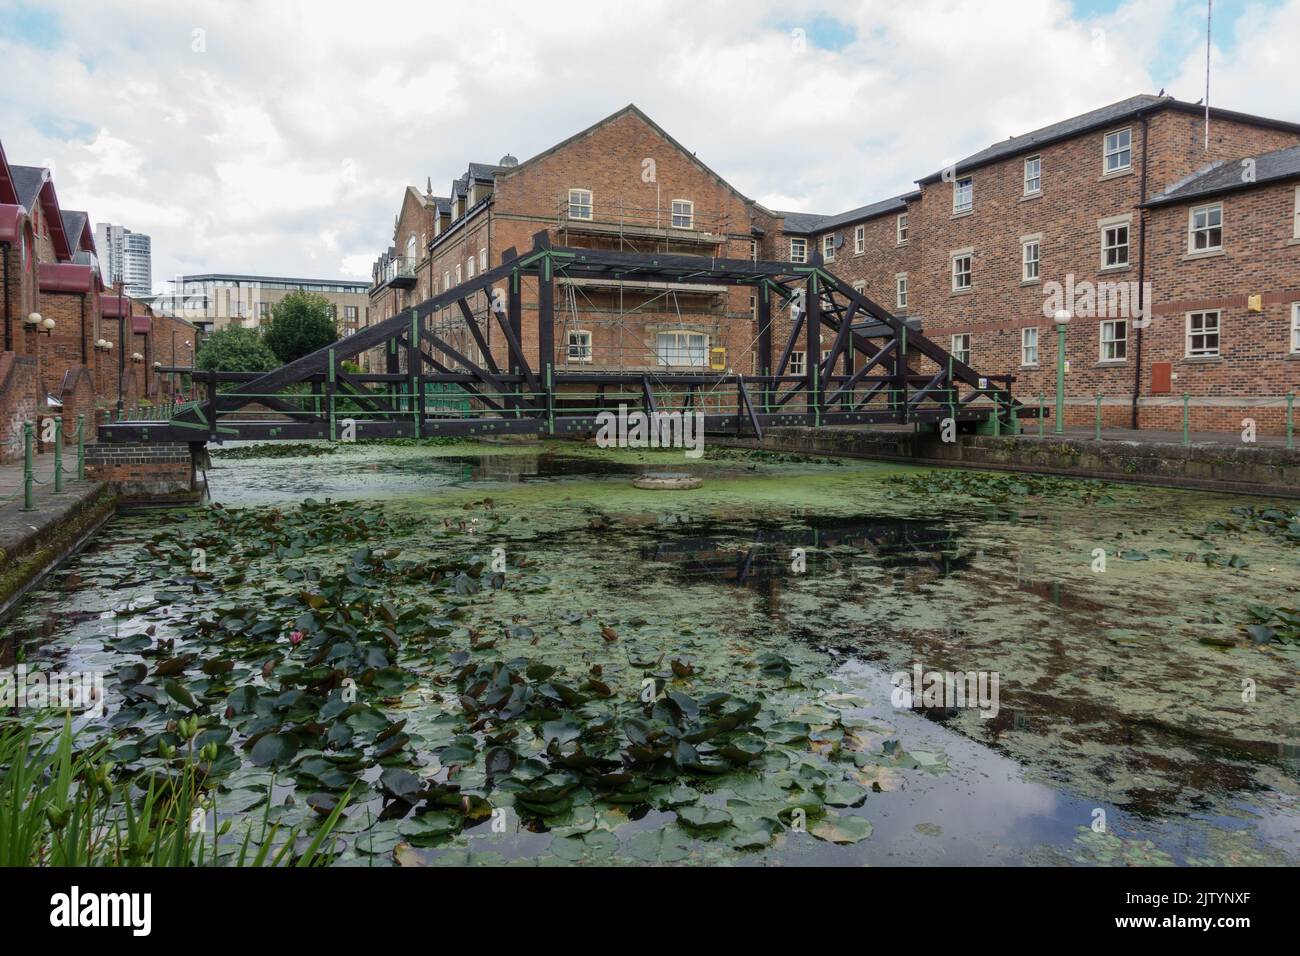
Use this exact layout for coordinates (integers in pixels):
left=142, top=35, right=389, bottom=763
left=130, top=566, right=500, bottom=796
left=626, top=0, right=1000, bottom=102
left=854, top=224, right=865, bottom=254
left=344, top=305, right=358, bottom=324
left=568, top=188, right=593, bottom=220
left=896, top=273, right=908, bottom=310
left=1291, top=302, right=1300, bottom=354
left=1189, top=203, right=1223, bottom=253
left=1099, top=320, right=1127, bottom=361
left=789, top=238, right=807, bottom=263
left=567, top=330, right=592, bottom=363
left=1024, top=155, right=1041, bottom=195
left=258, top=302, right=270, bottom=319
left=1021, top=238, right=1040, bottom=282
left=951, top=334, right=971, bottom=365
left=788, top=350, right=806, bottom=376
left=852, top=280, right=866, bottom=293
left=749, top=294, right=757, bottom=319
left=479, top=248, right=488, bottom=271
left=467, top=255, right=475, bottom=278
left=656, top=331, right=708, bottom=367
left=750, top=238, right=759, bottom=260
left=1104, top=127, right=1132, bottom=173
left=951, top=251, right=972, bottom=291
left=897, top=214, right=909, bottom=244
left=671, top=199, right=694, bottom=229
left=1102, top=223, right=1130, bottom=268
left=1185, top=310, right=1220, bottom=358
left=953, top=178, right=972, bottom=214
left=455, top=264, right=462, bottom=283
left=443, top=271, right=450, bottom=291
left=1021, top=327, right=1039, bottom=366
left=822, top=234, right=835, bottom=261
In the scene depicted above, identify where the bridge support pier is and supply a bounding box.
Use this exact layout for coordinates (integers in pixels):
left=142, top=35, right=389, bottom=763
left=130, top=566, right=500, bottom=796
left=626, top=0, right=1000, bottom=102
left=84, top=441, right=202, bottom=504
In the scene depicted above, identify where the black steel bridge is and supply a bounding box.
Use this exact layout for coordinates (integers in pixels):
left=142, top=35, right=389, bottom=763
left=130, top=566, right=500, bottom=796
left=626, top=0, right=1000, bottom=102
left=99, top=232, right=1038, bottom=445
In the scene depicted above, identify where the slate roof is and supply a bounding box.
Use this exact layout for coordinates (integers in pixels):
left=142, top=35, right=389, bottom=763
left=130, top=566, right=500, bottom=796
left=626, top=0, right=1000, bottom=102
left=1145, top=142, right=1300, bottom=206
left=915, top=94, right=1300, bottom=184
left=10, top=165, right=47, bottom=209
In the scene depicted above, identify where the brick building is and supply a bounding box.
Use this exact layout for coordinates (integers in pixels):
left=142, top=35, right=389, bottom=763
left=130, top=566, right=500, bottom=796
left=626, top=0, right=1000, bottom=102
left=795, top=94, right=1300, bottom=432
left=0, top=137, right=197, bottom=462
left=368, top=106, right=786, bottom=384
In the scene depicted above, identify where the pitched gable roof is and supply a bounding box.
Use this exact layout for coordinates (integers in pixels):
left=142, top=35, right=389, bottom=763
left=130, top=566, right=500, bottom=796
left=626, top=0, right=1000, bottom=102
left=0, top=139, right=17, bottom=206
left=11, top=164, right=72, bottom=259
left=779, top=192, right=917, bottom=235
left=497, top=103, right=764, bottom=212
left=61, top=210, right=95, bottom=254
left=1145, top=143, right=1300, bottom=207
left=916, top=94, right=1300, bottom=184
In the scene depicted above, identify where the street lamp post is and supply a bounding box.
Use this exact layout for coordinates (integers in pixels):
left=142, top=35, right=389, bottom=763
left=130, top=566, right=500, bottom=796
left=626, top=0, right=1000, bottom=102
left=1053, top=309, right=1070, bottom=435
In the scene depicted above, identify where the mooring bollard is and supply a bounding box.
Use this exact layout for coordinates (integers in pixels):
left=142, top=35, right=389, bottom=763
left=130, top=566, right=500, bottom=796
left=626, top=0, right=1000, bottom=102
left=22, top=421, right=34, bottom=511
left=53, top=416, right=64, bottom=493
left=76, top=414, right=86, bottom=480
left=1095, top=393, right=1103, bottom=441
left=1182, top=393, right=1190, bottom=446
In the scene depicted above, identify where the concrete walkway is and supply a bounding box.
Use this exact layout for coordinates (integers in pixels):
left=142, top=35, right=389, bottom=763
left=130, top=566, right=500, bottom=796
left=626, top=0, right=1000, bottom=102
left=859, top=421, right=1295, bottom=449
left=0, top=448, right=92, bottom=517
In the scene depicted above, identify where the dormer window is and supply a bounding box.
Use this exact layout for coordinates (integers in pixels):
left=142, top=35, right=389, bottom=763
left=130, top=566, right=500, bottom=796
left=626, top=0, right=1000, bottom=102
left=568, top=189, right=593, bottom=221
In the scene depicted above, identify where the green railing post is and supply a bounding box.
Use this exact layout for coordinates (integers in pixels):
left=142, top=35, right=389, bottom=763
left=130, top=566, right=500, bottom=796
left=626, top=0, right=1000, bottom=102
left=545, top=363, right=555, bottom=436
left=1182, top=393, right=1190, bottom=446
left=53, top=416, right=64, bottom=493
left=1094, top=393, right=1103, bottom=441
left=1038, top=394, right=1045, bottom=437
left=1287, top=393, right=1295, bottom=451
left=992, top=391, right=1001, bottom=436
left=21, top=421, right=34, bottom=511
left=76, top=414, right=85, bottom=480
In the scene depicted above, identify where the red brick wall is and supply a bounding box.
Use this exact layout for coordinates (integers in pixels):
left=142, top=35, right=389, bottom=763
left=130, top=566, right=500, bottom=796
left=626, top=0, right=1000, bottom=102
left=0, top=352, right=38, bottom=463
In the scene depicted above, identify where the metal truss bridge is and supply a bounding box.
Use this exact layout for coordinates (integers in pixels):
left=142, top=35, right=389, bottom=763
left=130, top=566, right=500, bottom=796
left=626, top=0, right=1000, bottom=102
left=100, top=232, right=1038, bottom=446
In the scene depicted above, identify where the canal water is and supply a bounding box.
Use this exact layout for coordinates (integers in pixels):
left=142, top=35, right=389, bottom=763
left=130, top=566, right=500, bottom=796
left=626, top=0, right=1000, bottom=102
left=4, top=439, right=1298, bottom=866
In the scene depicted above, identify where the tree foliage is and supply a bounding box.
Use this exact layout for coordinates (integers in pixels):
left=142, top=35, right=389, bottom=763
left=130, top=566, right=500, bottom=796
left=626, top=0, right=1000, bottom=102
left=262, top=291, right=339, bottom=364
left=194, top=326, right=279, bottom=373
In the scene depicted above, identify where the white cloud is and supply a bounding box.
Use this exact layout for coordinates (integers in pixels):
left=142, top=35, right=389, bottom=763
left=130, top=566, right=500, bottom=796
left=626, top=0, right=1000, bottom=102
left=1, top=0, right=1296, bottom=292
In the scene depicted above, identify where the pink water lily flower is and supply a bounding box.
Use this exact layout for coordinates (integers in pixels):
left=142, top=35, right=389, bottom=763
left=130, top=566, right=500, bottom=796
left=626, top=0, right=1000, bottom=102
left=289, top=630, right=304, bottom=646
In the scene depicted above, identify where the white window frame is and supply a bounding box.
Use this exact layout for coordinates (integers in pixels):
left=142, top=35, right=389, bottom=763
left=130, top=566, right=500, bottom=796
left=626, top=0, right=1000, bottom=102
left=443, top=271, right=450, bottom=291
left=670, top=199, right=694, bottom=229
left=1101, top=220, right=1130, bottom=269
left=479, top=248, right=488, bottom=271
left=854, top=224, right=865, bottom=254
left=788, top=350, right=806, bottom=376
left=896, top=214, right=909, bottom=244
left=1104, top=127, right=1132, bottom=174
left=951, top=251, right=972, bottom=292
left=1099, top=319, right=1128, bottom=362
left=656, top=330, right=709, bottom=368
left=1188, top=202, right=1223, bottom=253
left=1021, top=326, right=1039, bottom=366
left=750, top=238, right=759, bottom=260
left=568, top=188, right=593, bottom=221
left=566, top=329, right=593, bottom=363
left=1024, top=155, right=1041, bottom=195
left=455, top=264, right=462, bottom=283
left=952, top=177, right=973, bottom=215
left=1185, top=310, right=1221, bottom=358
left=1021, top=237, right=1040, bottom=282
left=852, top=280, right=866, bottom=293
left=822, top=234, right=835, bottom=261
left=1291, top=302, right=1300, bottom=354
left=951, top=333, right=971, bottom=365
left=896, top=273, right=908, bottom=310
left=467, top=255, right=475, bottom=278
left=789, top=238, right=807, bottom=263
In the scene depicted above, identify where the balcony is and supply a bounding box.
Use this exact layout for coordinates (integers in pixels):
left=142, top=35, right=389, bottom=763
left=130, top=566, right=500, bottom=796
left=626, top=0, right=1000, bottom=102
left=378, top=256, right=419, bottom=290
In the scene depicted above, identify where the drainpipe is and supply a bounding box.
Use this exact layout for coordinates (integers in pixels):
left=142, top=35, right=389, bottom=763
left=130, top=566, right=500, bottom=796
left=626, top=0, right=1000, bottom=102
left=79, top=292, right=87, bottom=364
left=2, top=241, right=10, bottom=352
left=1131, top=112, right=1150, bottom=431
left=116, top=287, right=125, bottom=415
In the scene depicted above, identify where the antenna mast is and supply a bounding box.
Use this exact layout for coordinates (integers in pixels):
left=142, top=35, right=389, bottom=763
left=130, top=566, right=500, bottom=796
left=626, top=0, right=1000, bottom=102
left=1204, top=0, right=1212, bottom=150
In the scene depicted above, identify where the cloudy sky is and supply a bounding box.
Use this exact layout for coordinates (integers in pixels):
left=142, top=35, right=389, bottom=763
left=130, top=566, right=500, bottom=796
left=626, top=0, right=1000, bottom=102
left=2, top=0, right=1297, bottom=291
